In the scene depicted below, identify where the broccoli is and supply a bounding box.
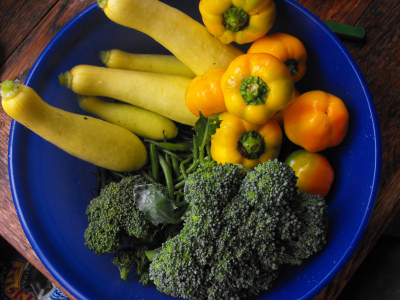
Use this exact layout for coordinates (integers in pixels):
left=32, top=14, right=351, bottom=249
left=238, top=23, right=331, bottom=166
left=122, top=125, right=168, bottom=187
left=149, top=159, right=328, bottom=300
left=112, top=246, right=151, bottom=283
left=84, top=175, right=166, bottom=256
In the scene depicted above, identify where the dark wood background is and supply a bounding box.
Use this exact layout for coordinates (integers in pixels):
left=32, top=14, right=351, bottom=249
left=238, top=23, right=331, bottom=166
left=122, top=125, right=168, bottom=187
left=0, top=0, right=399, bottom=299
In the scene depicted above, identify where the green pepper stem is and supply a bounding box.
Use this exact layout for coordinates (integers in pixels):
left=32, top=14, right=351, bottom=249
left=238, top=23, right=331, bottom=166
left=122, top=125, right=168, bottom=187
left=58, top=71, right=72, bottom=89
left=240, top=76, right=269, bottom=105
left=223, top=6, right=249, bottom=32
left=284, top=58, right=299, bottom=77
left=0, top=80, right=20, bottom=99
left=238, top=130, right=265, bottom=159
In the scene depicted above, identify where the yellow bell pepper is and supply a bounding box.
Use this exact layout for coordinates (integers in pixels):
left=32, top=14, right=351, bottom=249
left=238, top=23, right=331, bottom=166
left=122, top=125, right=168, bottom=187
left=211, top=111, right=282, bottom=169
left=248, top=32, right=308, bottom=82
left=221, top=53, right=294, bottom=125
left=185, top=68, right=227, bottom=117
left=199, top=0, right=276, bottom=44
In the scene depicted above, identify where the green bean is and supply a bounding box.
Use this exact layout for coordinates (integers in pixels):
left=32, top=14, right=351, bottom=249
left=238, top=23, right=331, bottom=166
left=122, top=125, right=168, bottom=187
left=140, top=169, right=157, bottom=184
left=174, top=160, right=200, bottom=182
left=175, top=189, right=184, bottom=202
left=171, top=156, right=181, bottom=178
left=95, top=167, right=102, bottom=194
left=110, top=170, right=127, bottom=180
left=144, top=139, right=192, bottom=151
left=174, top=179, right=186, bottom=190
left=150, top=143, right=160, bottom=182
left=179, top=156, right=192, bottom=180
left=160, top=149, right=185, bottom=161
left=100, top=167, right=107, bottom=189
left=158, top=154, right=175, bottom=199
left=186, top=160, right=200, bottom=173
left=175, top=190, right=185, bottom=197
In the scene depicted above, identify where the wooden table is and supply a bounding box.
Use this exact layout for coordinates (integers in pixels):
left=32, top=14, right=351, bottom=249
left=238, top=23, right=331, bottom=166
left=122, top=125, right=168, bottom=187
left=0, top=0, right=398, bottom=299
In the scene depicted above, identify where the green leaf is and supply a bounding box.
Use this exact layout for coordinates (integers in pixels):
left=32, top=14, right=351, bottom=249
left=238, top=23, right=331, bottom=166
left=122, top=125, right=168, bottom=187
left=134, top=184, right=183, bottom=226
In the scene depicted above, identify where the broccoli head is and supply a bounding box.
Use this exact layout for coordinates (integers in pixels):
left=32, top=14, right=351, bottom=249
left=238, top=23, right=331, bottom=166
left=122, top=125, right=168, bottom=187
left=149, top=159, right=328, bottom=300
left=84, top=175, right=166, bottom=256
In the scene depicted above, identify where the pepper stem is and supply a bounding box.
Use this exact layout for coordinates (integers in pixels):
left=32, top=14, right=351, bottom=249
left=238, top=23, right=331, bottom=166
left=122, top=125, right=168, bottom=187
left=284, top=58, right=299, bottom=77
left=0, top=80, right=21, bottom=99
left=223, top=6, right=249, bottom=32
left=240, top=76, right=269, bottom=106
left=238, top=130, right=265, bottom=159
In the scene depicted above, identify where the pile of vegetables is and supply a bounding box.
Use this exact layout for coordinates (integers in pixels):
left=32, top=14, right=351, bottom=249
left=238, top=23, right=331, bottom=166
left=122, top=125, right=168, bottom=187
left=0, top=0, right=352, bottom=299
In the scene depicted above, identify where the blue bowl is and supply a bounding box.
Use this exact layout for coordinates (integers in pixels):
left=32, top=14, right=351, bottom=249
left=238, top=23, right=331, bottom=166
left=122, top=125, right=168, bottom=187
left=8, top=1, right=381, bottom=299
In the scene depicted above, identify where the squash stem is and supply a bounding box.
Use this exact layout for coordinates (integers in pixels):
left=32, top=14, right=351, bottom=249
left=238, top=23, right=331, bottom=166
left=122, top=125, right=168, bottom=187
left=0, top=80, right=21, bottom=99
left=99, top=50, right=110, bottom=65
left=58, top=71, right=72, bottom=89
left=97, top=0, right=107, bottom=9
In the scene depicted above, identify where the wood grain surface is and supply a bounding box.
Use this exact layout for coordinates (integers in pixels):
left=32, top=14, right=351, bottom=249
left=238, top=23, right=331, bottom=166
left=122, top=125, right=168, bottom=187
left=0, top=0, right=399, bottom=299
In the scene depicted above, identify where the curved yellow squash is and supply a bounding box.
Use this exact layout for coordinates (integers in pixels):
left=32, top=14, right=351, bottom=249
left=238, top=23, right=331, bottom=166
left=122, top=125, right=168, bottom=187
left=1, top=80, right=147, bottom=172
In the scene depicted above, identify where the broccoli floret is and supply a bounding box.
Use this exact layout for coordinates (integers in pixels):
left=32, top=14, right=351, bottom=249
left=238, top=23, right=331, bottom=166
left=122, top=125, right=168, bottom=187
left=149, top=159, right=328, bottom=300
left=283, top=192, right=328, bottom=264
left=84, top=175, right=166, bottom=256
left=112, top=246, right=151, bottom=283
left=111, top=247, right=138, bottom=281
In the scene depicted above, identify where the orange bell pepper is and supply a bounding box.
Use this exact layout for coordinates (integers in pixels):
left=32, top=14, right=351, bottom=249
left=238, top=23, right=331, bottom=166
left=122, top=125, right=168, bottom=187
left=247, top=32, right=307, bottom=82
left=211, top=111, right=282, bottom=169
left=185, top=68, right=227, bottom=117
left=283, top=90, right=349, bottom=152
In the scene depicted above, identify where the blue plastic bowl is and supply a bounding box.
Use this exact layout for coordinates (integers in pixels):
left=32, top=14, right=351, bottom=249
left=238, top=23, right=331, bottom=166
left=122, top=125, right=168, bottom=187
left=8, top=1, right=381, bottom=299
